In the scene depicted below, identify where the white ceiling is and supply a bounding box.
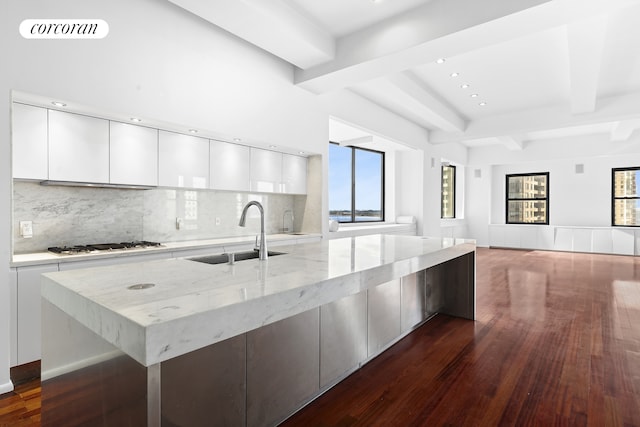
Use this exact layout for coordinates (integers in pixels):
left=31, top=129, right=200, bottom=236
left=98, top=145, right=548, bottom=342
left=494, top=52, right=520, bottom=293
left=168, top=0, right=640, bottom=150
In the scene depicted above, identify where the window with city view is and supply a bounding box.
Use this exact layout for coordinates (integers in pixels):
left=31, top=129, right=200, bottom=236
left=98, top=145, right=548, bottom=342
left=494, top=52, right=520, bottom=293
left=506, top=172, right=549, bottom=224
left=612, top=167, right=640, bottom=226
left=329, top=143, right=384, bottom=223
left=441, top=164, right=456, bottom=219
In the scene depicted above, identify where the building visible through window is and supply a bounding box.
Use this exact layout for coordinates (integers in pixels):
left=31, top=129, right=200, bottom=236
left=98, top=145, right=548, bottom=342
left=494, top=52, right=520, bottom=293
left=441, top=164, right=455, bottom=219
left=506, top=173, right=549, bottom=224
left=612, top=167, right=640, bottom=226
left=329, top=142, right=384, bottom=223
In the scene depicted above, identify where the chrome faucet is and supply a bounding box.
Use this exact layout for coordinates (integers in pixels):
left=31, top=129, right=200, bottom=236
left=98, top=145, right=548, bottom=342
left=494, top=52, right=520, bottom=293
left=239, top=201, right=268, bottom=260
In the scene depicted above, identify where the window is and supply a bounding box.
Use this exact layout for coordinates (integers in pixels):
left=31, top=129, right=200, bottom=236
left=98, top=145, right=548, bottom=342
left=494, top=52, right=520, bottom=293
left=441, top=164, right=456, bottom=219
left=506, top=172, right=549, bottom=224
left=612, top=167, right=640, bottom=226
left=329, top=143, right=384, bottom=223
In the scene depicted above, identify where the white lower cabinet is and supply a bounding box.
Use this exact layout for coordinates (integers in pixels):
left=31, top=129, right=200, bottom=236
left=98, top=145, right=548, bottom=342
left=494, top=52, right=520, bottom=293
left=9, top=269, right=17, bottom=367
left=15, top=264, right=59, bottom=366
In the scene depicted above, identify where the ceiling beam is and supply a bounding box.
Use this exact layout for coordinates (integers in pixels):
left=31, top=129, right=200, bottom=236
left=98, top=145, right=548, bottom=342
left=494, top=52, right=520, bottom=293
left=295, top=0, right=637, bottom=94
left=567, top=15, right=608, bottom=114
left=611, top=119, right=640, bottom=141
left=384, top=71, right=466, bottom=132
left=167, top=0, right=334, bottom=69
left=429, top=91, right=640, bottom=144
left=495, top=136, right=525, bottom=151
left=337, top=135, right=373, bottom=147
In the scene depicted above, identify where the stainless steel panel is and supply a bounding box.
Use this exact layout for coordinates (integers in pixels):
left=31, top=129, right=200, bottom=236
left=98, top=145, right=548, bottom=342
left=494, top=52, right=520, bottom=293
left=161, top=334, right=246, bottom=427
left=367, top=279, right=401, bottom=357
left=401, top=271, right=427, bottom=332
left=426, top=252, right=475, bottom=321
left=148, top=364, right=161, bottom=427
left=247, top=308, right=320, bottom=427
left=441, top=252, right=475, bottom=320
left=320, top=292, right=367, bottom=389
left=426, top=265, right=445, bottom=317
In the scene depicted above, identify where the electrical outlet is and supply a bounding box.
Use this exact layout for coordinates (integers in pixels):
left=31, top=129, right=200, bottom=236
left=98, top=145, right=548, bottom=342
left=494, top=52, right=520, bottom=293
left=215, top=217, right=221, bottom=226
left=20, top=221, right=33, bottom=238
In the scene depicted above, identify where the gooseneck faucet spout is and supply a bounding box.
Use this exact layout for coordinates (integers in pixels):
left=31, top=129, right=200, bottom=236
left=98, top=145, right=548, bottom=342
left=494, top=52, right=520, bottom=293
left=239, top=201, right=268, bottom=260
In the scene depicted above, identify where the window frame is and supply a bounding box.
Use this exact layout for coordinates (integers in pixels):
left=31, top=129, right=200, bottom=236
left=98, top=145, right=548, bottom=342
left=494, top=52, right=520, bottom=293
left=441, top=164, right=456, bottom=219
left=328, top=142, right=385, bottom=223
left=611, top=166, right=640, bottom=227
left=505, top=172, right=549, bottom=225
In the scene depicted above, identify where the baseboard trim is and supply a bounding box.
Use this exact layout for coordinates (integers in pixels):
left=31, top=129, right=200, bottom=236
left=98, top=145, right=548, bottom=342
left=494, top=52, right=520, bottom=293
left=0, top=380, right=15, bottom=395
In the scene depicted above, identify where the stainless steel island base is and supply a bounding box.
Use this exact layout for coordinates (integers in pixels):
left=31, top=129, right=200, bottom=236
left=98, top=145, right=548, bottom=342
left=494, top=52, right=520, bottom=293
left=41, top=251, right=474, bottom=427
left=40, top=236, right=475, bottom=426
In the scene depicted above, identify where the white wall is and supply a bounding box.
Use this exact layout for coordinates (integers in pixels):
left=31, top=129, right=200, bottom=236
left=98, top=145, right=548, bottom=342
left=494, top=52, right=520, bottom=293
left=466, top=132, right=640, bottom=246
left=396, top=151, right=424, bottom=234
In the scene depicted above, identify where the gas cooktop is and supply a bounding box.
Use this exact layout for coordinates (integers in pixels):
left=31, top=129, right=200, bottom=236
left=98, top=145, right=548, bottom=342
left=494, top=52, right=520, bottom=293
left=48, top=241, right=164, bottom=255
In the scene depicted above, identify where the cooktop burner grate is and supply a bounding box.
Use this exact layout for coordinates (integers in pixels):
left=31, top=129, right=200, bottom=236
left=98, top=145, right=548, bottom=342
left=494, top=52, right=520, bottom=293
left=48, top=241, right=163, bottom=255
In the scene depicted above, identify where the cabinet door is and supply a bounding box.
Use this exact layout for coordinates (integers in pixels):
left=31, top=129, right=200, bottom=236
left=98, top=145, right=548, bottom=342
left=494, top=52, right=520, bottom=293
left=110, top=122, right=158, bottom=186
left=250, top=148, right=282, bottom=193
left=9, top=269, right=17, bottom=367
left=12, top=103, right=48, bottom=180
left=159, top=131, right=209, bottom=188
left=17, top=264, right=59, bottom=365
left=210, top=140, right=250, bottom=191
left=49, top=110, right=109, bottom=183
left=282, top=154, right=307, bottom=194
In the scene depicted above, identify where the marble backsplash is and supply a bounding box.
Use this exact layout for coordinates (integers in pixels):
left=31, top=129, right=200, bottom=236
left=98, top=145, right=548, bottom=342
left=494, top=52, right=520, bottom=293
left=13, top=181, right=306, bottom=254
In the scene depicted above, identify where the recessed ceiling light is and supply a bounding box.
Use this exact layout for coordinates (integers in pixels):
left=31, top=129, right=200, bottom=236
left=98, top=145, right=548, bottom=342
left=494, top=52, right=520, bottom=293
left=479, top=102, right=487, bottom=106
left=269, top=145, right=277, bottom=148
left=51, top=101, right=66, bottom=107
left=233, top=138, right=242, bottom=142
left=436, top=58, right=446, bottom=64
left=130, top=117, right=142, bottom=122
left=188, top=129, right=198, bottom=134
left=371, top=0, right=384, bottom=3
left=298, top=151, right=305, bottom=155
left=460, top=84, right=470, bottom=89
left=470, top=93, right=479, bottom=98
left=450, top=72, right=459, bottom=78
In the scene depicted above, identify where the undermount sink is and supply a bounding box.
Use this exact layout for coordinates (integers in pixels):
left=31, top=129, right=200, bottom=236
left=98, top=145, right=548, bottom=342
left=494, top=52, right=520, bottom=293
left=188, top=250, right=286, bottom=265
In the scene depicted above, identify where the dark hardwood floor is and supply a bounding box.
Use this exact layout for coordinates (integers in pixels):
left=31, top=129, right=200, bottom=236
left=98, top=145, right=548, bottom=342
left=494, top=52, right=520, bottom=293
left=2, top=248, right=640, bottom=426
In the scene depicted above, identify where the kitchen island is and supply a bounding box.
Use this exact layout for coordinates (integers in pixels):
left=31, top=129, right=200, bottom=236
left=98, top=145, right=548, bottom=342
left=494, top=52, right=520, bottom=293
left=40, top=234, right=475, bottom=426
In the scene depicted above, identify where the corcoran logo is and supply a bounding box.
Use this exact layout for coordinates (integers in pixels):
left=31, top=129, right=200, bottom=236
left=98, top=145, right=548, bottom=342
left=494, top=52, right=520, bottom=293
left=19, top=19, right=109, bottom=39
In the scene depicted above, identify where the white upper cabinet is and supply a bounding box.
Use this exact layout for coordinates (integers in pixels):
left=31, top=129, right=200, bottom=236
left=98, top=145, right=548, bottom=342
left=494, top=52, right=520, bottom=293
left=282, top=154, right=307, bottom=194
left=210, top=140, right=250, bottom=192
left=110, top=122, right=158, bottom=186
left=158, top=131, right=209, bottom=188
left=12, top=103, right=48, bottom=180
left=48, top=110, right=110, bottom=183
left=250, top=148, right=282, bottom=193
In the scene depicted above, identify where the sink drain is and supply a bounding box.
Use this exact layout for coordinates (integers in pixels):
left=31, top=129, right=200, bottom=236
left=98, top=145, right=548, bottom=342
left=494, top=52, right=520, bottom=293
left=127, top=283, right=155, bottom=290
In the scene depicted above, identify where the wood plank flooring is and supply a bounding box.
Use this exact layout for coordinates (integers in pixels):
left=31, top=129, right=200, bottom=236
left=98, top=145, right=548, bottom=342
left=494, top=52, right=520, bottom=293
left=2, top=248, right=640, bottom=426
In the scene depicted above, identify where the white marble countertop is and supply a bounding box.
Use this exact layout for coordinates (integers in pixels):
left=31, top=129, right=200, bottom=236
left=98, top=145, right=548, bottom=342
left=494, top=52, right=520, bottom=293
left=41, top=234, right=475, bottom=367
left=12, top=233, right=321, bottom=267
